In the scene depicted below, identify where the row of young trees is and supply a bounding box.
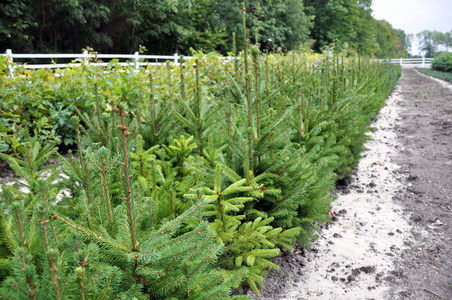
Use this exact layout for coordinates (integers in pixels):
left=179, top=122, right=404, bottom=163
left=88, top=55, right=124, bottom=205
left=1, top=0, right=408, bottom=58
left=0, top=43, right=401, bottom=299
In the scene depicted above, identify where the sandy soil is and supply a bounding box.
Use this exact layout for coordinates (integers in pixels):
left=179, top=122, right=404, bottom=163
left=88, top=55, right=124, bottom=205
left=246, top=69, right=452, bottom=300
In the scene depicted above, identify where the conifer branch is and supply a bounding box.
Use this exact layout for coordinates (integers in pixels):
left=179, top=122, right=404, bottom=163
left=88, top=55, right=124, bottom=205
left=167, top=62, right=173, bottom=102
left=150, top=73, right=158, bottom=145
left=157, top=223, right=209, bottom=250
left=25, top=143, right=35, bottom=180
left=253, top=47, right=261, bottom=140
left=304, top=172, right=334, bottom=217
left=53, top=213, right=130, bottom=253
left=100, top=272, right=115, bottom=300
left=225, top=91, right=233, bottom=164
left=14, top=207, right=26, bottom=247
left=77, top=268, right=86, bottom=300
left=75, top=118, right=93, bottom=209
left=202, top=275, right=226, bottom=295
left=118, top=109, right=138, bottom=252
left=187, top=246, right=220, bottom=279
left=89, top=155, right=115, bottom=222
left=49, top=250, right=61, bottom=300
left=143, top=201, right=202, bottom=242
left=40, top=210, right=50, bottom=252
left=20, top=253, right=37, bottom=300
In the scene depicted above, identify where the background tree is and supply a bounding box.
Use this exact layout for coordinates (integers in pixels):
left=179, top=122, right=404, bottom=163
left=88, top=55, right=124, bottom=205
left=431, top=30, right=452, bottom=53
left=374, top=20, right=408, bottom=58
left=405, top=33, right=414, bottom=56
left=1, top=0, right=410, bottom=57
left=444, top=31, right=452, bottom=52
left=419, top=30, right=452, bottom=56
left=303, top=0, right=354, bottom=52
left=302, top=0, right=407, bottom=58
left=0, top=0, right=36, bottom=52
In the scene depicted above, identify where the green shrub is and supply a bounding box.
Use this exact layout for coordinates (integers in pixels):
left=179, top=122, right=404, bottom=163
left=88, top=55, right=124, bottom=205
left=0, top=56, right=10, bottom=75
left=432, top=52, right=452, bottom=72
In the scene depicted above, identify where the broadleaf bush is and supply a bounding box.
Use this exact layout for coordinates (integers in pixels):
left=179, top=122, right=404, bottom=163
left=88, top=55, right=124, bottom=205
left=432, top=52, right=452, bottom=72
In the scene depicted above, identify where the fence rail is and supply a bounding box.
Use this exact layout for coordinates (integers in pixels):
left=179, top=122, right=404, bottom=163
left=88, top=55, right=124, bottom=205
left=1, top=49, right=196, bottom=74
left=2, top=49, right=433, bottom=72
left=374, top=57, right=433, bottom=68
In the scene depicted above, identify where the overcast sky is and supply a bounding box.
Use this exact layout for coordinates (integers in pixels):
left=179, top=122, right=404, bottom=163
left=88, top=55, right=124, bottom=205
left=371, top=0, right=452, bottom=35
left=371, top=0, right=452, bottom=55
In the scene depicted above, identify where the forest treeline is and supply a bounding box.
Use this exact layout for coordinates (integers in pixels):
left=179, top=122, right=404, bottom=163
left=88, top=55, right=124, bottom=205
left=1, top=0, right=409, bottom=58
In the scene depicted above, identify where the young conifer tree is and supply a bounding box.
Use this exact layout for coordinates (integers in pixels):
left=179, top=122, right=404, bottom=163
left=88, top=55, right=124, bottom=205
left=0, top=99, right=249, bottom=299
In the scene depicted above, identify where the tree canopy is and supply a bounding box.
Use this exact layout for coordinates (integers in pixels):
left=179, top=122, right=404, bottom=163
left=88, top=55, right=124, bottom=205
left=1, top=0, right=410, bottom=58
left=417, top=30, right=452, bottom=57
left=303, top=0, right=408, bottom=57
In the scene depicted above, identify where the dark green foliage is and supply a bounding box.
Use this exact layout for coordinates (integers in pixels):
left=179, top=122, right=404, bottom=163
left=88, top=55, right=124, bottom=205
left=431, top=52, right=452, bottom=72
left=373, top=20, right=409, bottom=58
left=0, top=0, right=312, bottom=54
left=417, top=67, right=452, bottom=83
left=1, top=0, right=411, bottom=57
left=303, top=0, right=408, bottom=58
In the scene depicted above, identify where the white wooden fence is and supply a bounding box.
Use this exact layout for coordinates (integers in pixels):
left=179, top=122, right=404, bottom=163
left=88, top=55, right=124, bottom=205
left=374, top=57, right=433, bottom=68
left=2, top=49, right=433, bottom=73
left=1, top=49, right=194, bottom=74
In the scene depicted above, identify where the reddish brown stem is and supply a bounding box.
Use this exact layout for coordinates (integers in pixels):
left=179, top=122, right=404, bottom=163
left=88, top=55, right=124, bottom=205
left=118, top=110, right=137, bottom=252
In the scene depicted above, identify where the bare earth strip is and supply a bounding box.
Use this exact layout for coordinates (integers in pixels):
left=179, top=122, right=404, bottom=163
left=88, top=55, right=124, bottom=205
left=249, top=69, right=452, bottom=300
left=388, top=69, right=452, bottom=300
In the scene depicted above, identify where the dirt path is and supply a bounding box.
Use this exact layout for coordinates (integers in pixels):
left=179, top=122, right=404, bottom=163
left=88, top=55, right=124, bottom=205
left=388, top=69, right=452, bottom=299
left=247, top=69, right=452, bottom=300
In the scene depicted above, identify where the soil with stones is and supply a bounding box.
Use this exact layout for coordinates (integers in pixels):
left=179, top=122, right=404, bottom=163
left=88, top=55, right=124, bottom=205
left=240, top=69, right=452, bottom=300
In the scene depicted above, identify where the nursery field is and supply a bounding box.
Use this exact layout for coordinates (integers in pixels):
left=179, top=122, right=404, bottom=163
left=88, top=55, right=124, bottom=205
left=0, top=48, right=401, bottom=299
left=241, top=68, right=452, bottom=299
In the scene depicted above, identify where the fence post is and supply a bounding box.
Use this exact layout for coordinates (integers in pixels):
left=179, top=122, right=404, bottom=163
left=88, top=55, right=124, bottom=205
left=6, top=49, right=14, bottom=76
left=422, top=57, right=425, bottom=68
left=174, top=53, right=179, bottom=65
left=399, top=58, right=403, bottom=66
left=82, top=50, right=89, bottom=64
left=134, top=51, right=139, bottom=70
